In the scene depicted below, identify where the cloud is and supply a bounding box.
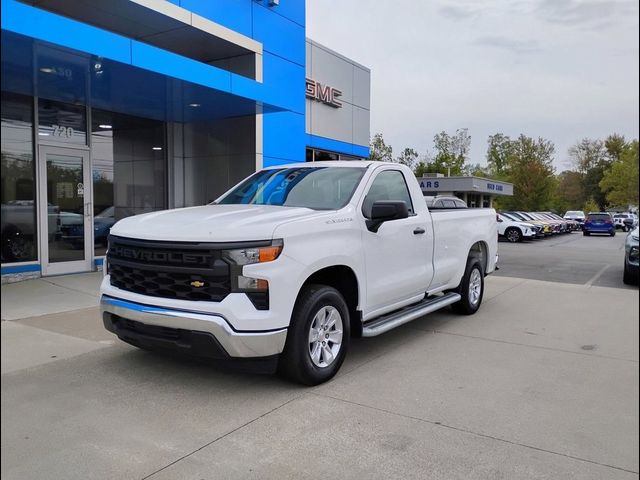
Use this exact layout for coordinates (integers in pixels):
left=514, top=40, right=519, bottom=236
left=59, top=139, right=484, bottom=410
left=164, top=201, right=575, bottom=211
left=474, top=35, right=541, bottom=54
left=437, top=4, right=477, bottom=20
left=536, top=0, right=637, bottom=27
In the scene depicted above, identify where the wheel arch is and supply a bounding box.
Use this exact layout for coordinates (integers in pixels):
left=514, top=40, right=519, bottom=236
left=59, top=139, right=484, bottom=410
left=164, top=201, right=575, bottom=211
left=468, top=240, right=489, bottom=274
left=297, top=265, right=362, bottom=338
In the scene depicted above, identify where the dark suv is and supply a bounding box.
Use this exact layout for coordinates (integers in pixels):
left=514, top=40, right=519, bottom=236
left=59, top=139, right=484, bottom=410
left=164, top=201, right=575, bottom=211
left=583, top=212, right=615, bottom=237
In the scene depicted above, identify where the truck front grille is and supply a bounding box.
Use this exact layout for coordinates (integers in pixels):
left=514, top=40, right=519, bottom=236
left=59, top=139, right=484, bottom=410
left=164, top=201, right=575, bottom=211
left=107, top=236, right=231, bottom=302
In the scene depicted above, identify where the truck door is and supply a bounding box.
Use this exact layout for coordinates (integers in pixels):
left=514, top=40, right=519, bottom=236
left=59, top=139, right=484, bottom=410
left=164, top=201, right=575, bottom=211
left=360, top=169, right=433, bottom=314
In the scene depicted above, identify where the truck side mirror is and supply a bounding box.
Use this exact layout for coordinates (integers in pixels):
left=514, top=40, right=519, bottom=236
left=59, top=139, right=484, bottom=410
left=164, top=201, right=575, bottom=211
left=366, top=201, right=409, bottom=233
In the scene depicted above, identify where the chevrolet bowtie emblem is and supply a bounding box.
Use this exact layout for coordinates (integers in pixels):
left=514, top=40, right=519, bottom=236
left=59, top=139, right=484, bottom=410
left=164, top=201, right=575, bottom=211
left=190, top=280, right=205, bottom=288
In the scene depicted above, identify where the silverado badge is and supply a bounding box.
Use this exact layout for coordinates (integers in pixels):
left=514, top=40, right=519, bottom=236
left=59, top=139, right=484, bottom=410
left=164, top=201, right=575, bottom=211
left=190, top=280, right=206, bottom=288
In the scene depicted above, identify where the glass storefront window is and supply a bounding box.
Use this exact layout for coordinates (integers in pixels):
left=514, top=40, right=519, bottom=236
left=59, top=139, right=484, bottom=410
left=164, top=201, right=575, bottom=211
left=38, top=98, right=87, bottom=145
left=1, top=91, right=37, bottom=263
left=314, top=150, right=340, bottom=161
left=91, top=109, right=166, bottom=256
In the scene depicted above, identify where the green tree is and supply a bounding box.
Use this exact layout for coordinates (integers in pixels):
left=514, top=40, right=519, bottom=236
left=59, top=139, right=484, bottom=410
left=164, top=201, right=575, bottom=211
left=431, top=128, right=470, bottom=176
left=600, top=140, right=639, bottom=207
left=568, top=138, right=611, bottom=210
left=604, top=133, right=627, bottom=161
left=486, top=133, right=513, bottom=178
left=369, top=133, right=393, bottom=162
left=553, top=170, right=586, bottom=212
left=495, top=135, right=556, bottom=211
left=414, top=161, right=429, bottom=177
left=583, top=197, right=599, bottom=214
left=463, top=162, right=490, bottom=177
left=396, top=147, right=419, bottom=170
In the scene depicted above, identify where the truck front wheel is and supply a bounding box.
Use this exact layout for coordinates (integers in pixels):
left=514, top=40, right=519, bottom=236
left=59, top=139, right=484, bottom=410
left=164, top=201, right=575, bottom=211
left=451, top=258, right=484, bottom=315
left=279, top=284, right=350, bottom=385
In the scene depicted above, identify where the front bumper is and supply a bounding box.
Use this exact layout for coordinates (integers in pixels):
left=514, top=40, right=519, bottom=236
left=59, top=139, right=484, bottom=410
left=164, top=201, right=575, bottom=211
left=100, top=295, right=287, bottom=359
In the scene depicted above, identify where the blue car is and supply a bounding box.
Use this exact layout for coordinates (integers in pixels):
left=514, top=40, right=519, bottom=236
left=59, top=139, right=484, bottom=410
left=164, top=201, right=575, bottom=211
left=583, top=212, right=615, bottom=236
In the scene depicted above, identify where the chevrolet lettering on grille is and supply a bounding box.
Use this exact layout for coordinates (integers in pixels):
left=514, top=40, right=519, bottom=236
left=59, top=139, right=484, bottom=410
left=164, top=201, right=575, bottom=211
left=110, top=246, right=212, bottom=266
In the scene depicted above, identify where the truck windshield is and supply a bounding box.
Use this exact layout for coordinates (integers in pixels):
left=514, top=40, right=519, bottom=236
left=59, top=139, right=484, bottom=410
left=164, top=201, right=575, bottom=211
left=216, top=167, right=366, bottom=210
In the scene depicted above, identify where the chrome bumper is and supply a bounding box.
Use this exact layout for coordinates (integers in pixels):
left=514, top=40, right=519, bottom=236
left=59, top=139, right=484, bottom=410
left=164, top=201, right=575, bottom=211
left=100, top=296, right=287, bottom=358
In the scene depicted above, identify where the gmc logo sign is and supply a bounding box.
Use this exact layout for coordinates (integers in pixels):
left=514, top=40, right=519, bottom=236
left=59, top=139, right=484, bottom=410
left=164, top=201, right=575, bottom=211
left=110, top=246, right=212, bottom=266
left=305, top=78, right=342, bottom=108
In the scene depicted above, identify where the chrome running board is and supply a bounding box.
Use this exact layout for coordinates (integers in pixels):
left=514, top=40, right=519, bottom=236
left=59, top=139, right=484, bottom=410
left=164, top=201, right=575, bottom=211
left=362, top=292, right=461, bottom=337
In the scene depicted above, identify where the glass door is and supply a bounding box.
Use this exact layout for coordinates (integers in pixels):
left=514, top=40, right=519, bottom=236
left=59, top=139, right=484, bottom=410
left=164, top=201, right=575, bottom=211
left=38, top=145, right=92, bottom=276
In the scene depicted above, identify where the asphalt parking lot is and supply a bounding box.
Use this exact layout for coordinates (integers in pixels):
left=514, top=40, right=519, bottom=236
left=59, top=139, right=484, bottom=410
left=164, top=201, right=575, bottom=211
left=496, top=230, right=636, bottom=290
left=1, top=233, right=638, bottom=479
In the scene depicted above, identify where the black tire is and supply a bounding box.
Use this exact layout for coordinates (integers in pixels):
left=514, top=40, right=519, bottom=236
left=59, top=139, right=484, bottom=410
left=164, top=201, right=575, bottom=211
left=451, top=258, right=484, bottom=315
left=505, top=227, right=522, bottom=243
left=279, top=284, right=350, bottom=385
left=583, top=231, right=590, bottom=236
left=610, top=231, right=616, bottom=237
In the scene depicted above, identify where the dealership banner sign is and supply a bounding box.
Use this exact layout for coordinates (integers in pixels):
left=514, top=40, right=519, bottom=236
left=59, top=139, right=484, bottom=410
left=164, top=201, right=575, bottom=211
left=305, top=78, right=342, bottom=108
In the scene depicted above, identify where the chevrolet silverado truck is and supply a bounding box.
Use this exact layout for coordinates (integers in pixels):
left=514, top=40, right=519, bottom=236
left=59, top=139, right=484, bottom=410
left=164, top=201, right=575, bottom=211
left=100, top=161, right=498, bottom=385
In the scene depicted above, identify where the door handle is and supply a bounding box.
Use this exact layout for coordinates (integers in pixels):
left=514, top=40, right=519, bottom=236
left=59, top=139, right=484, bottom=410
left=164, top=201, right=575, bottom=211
left=413, top=227, right=426, bottom=235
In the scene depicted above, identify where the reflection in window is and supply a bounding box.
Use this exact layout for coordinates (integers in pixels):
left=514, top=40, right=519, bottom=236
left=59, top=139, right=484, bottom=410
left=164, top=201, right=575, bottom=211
left=362, top=170, right=414, bottom=217
left=91, top=109, right=166, bottom=256
left=1, top=91, right=37, bottom=263
left=38, top=98, right=87, bottom=145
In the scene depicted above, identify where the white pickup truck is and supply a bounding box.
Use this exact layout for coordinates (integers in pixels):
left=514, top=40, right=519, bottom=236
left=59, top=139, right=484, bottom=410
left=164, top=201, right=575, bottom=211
left=100, top=161, right=498, bottom=384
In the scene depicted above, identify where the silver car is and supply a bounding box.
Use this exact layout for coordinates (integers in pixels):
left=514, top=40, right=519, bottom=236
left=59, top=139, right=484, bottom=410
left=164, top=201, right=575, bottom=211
left=624, top=227, right=639, bottom=285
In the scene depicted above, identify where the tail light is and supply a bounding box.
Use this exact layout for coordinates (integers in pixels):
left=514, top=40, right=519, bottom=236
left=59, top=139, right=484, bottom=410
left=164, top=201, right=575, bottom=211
left=605, top=219, right=612, bottom=224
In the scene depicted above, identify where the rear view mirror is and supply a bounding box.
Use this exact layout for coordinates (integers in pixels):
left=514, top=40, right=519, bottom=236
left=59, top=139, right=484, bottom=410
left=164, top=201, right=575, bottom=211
left=366, top=201, right=409, bottom=233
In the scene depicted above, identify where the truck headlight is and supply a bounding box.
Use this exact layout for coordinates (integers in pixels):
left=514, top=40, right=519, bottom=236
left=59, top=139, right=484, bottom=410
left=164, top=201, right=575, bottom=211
left=222, top=240, right=283, bottom=265
left=222, top=240, right=282, bottom=311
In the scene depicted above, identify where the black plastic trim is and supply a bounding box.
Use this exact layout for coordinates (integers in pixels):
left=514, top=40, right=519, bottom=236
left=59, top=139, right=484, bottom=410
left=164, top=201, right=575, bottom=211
left=108, top=234, right=273, bottom=250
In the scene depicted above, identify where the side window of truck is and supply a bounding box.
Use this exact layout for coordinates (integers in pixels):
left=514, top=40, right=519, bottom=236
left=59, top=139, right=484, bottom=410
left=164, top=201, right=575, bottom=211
left=362, top=170, right=415, bottom=218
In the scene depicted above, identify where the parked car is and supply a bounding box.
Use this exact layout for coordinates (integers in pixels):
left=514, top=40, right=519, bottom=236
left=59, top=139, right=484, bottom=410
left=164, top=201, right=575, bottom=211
left=544, top=212, right=578, bottom=231
left=613, top=213, right=634, bottom=231
left=100, top=161, right=498, bottom=385
left=500, top=212, right=544, bottom=238
left=564, top=210, right=586, bottom=224
left=496, top=213, right=536, bottom=242
left=623, top=227, right=639, bottom=285
left=537, top=212, right=574, bottom=233
left=1, top=201, right=59, bottom=262
left=424, top=195, right=467, bottom=209
left=94, top=206, right=116, bottom=246
left=623, top=216, right=638, bottom=231
left=583, top=212, right=615, bottom=236
left=531, top=212, right=566, bottom=233
left=512, top=211, right=554, bottom=236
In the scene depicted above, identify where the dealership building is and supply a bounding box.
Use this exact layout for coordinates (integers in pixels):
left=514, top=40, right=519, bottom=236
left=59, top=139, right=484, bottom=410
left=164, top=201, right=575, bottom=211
left=1, top=0, right=371, bottom=281
left=419, top=174, right=513, bottom=208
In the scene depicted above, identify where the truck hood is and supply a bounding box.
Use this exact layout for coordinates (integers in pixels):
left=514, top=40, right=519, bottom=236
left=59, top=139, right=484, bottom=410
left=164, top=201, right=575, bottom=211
left=109, top=204, right=320, bottom=242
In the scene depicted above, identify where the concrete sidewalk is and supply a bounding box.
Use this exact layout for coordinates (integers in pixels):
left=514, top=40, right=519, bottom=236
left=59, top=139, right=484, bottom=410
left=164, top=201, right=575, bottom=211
left=1, top=274, right=638, bottom=479
left=1, top=272, right=102, bottom=321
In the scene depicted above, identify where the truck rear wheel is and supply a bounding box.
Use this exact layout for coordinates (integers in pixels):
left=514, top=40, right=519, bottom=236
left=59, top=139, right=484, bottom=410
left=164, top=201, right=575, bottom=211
left=451, top=258, right=484, bottom=315
left=279, top=284, right=350, bottom=385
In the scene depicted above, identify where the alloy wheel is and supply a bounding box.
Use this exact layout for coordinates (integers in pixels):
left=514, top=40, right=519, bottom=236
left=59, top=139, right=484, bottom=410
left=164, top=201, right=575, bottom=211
left=308, top=306, right=343, bottom=368
left=468, top=268, right=482, bottom=307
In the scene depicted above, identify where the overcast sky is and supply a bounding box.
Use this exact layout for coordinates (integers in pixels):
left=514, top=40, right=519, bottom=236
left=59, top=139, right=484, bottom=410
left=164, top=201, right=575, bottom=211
left=307, top=0, right=639, bottom=170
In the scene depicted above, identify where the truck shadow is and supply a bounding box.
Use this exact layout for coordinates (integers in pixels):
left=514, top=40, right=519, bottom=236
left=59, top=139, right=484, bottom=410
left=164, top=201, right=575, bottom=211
left=102, top=307, right=461, bottom=389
